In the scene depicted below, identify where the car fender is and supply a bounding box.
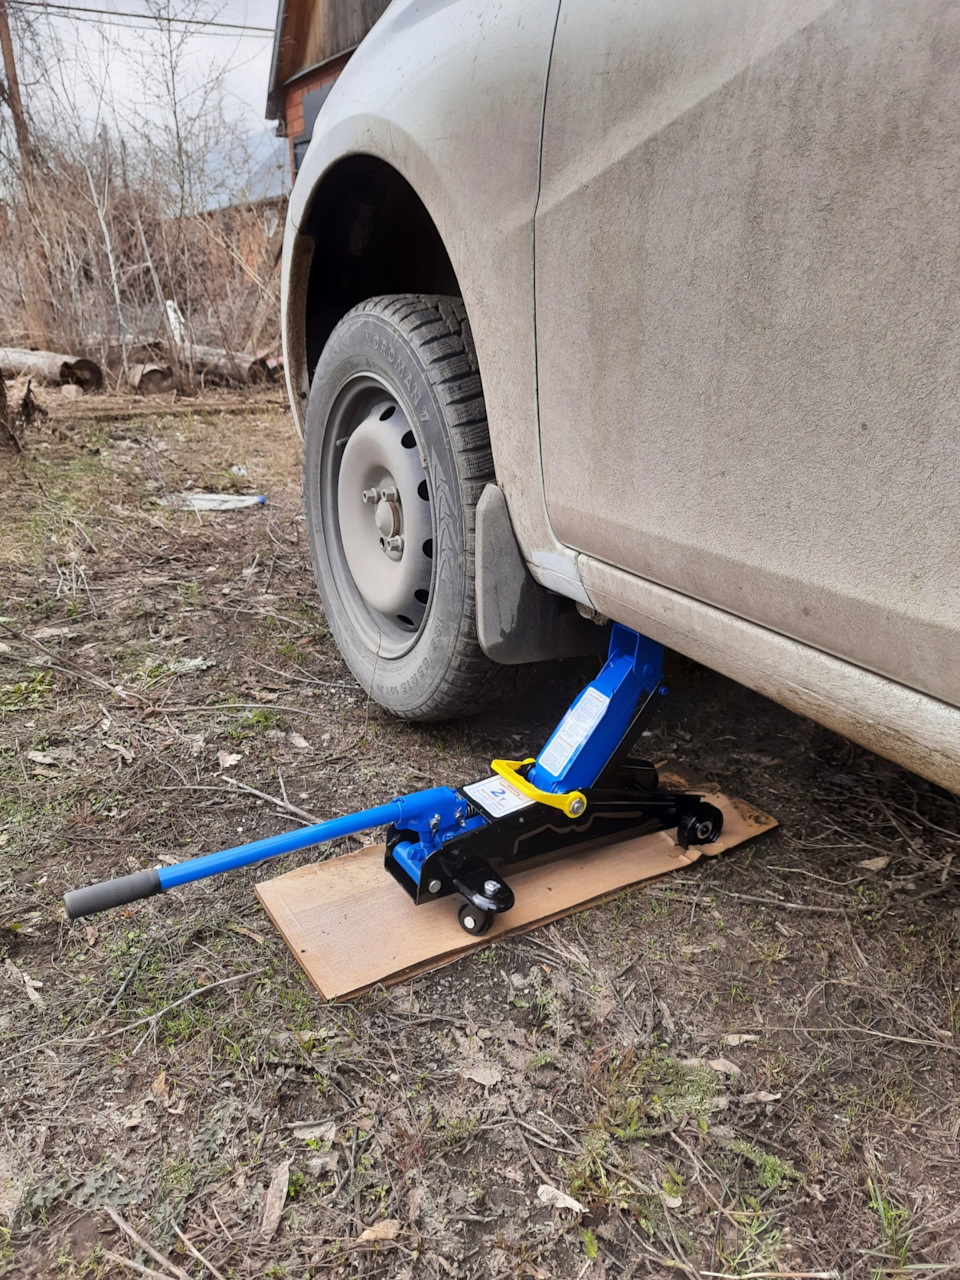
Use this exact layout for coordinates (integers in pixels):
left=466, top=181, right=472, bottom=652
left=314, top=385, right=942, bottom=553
left=280, top=0, right=591, bottom=607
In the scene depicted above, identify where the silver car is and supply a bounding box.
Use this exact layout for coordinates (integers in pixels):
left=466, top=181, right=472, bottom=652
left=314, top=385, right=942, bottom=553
left=280, top=0, right=960, bottom=796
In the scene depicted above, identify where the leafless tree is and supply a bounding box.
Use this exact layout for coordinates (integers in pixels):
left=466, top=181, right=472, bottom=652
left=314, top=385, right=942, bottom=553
left=0, top=0, right=285, bottom=386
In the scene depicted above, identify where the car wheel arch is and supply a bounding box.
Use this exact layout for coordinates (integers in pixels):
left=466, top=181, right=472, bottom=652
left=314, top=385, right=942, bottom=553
left=291, top=155, right=462, bottom=404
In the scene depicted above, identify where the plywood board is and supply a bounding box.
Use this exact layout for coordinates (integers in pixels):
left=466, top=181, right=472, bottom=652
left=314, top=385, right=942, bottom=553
left=255, top=784, right=775, bottom=1001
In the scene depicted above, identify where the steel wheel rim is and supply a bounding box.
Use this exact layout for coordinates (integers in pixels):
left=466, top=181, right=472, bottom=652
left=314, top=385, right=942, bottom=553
left=319, top=374, right=435, bottom=659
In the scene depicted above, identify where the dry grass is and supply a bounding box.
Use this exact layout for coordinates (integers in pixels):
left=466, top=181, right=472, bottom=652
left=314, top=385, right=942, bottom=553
left=0, top=387, right=958, bottom=1279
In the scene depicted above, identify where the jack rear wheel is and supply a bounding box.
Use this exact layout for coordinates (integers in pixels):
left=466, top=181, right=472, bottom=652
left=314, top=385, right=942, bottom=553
left=677, top=802, right=724, bottom=849
left=458, top=903, right=494, bottom=935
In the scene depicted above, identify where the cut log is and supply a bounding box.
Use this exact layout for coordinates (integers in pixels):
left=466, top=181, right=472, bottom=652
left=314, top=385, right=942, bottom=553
left=128, top=363, right=175, bottom=396
left=0, top=347, right=103, bottom=392
left=180, top=344, right=274, bottom=386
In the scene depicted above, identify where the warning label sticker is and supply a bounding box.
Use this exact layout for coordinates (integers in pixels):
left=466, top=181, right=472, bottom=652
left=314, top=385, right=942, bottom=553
left=463, top=775, right=535, bottom=818
left=536, top=686, right=610, bottom=778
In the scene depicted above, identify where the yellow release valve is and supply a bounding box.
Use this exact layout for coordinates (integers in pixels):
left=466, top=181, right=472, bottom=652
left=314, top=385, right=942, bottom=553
left=490, top=758, right=588, bottom=819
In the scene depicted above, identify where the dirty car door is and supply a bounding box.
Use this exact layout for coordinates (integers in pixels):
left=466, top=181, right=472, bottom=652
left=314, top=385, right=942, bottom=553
left=534, top=0, right=960, bottom=708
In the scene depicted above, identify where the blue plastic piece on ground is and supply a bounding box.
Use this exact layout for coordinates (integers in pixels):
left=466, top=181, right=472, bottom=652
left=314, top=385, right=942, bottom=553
left=529, top=623, right=664, bottom=795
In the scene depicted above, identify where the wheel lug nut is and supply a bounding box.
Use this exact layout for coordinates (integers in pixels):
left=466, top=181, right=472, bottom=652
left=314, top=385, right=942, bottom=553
left=483, top=879, right=500, bottom=896
left=380, top=485, right=398, bottom=502
left=384, top=535, right=403, bottom=553
left=362, top=487, right=380, bottom=504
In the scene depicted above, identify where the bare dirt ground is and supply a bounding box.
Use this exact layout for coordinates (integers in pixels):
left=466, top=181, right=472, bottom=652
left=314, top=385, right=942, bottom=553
left=1, top=387, right=959, bottom=1280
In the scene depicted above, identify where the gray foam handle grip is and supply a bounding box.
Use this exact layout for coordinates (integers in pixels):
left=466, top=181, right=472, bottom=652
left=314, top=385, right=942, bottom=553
left=64, top=868, right=162, bottom=919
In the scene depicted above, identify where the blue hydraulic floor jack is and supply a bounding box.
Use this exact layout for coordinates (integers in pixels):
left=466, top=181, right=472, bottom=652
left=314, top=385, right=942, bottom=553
left=64, top=626, right=723, bottom=932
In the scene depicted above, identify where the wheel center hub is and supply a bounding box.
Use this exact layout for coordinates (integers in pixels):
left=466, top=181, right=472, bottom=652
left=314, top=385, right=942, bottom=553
left=375, top=498, right=401, bottom=538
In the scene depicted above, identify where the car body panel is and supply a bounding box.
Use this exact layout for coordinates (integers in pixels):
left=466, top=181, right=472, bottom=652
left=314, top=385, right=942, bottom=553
left=281, top=0, right=960, bottom=793
left=535, top=0, right=960, bottom=706
left=582, top=554, right=960, bottom=795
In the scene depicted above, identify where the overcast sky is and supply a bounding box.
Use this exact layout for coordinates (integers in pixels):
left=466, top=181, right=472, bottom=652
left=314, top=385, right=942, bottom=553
left=14, top=0, right=281, bottom=136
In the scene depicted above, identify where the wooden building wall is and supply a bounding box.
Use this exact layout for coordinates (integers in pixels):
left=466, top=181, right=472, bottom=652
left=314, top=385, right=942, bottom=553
left=270, top=0, right=393, bottom=178
left=273, top=0, right=391, bottom=93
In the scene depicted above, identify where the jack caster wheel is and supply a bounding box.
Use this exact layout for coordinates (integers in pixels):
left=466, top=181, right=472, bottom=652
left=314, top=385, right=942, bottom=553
left=677, top=802, right=724, bottom=849
left=458, top=903, right=494, bottom=935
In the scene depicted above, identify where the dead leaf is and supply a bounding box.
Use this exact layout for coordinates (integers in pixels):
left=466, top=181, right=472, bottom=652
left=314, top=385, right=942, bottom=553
left=662, top=1193, right=683, bottom=1209
left=355, top=1219, right=401, bottom=1244
left=305, top=1151, right=338, bottom=1174
left=462, top=1065, right=502, bottom=1090
left=287, top=732, right=310, bottom=751
left=723, top=1034, right=759, bottom=1047
left=106, top=742, right=134, bottom=764
left=707, top=1057, right=741, bottom=1075
left=123, top=1109, right=142, bottom=1129
left=741, top=1090, right=782, bottom=1104
left=229, top=924, right=265, bottom=945
left=4, top=960, right=45, bottom=1009
left=682, top=1056, right=741, bottom=1075
left=859, top=856, right=891, bottom=871
left=536, top=1184, right=584, bottom=1213
left=290, top=1120, right=336, bottom=1143
left=26, top=750, right=57, bottom=766
left=23, top=976, right=44, bottom=1007
left=0, top=1146, right=25, bottom=1226
left=31, top=625, right=75, bottom=640
left=218, top=750, right=242, bottom=771
left=151, top=1071, right=168, bottom=1098
left=407, top=1185, right=424, bottom=1221
left=259, top=1158, right=290, bottom=1240
left=657, top=998, right=676, bottom=1039
left=84, top=925, right=98, bottom=947
left=168, top=655, right=214, bottom=675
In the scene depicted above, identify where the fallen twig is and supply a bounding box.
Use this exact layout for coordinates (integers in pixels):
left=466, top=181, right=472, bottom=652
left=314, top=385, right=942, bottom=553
left=144, top=700, right=327, bottom=720
left=102, top=1251, right=172, bottom=1279
left=504, top=1101, right=550, bottom=1183
left=171, top=1224, right=227, bottom=1280
left=221, top=773, right=321, bottom=823
left=103, top=1206, right=192, bottom=1280
left=102, top=970, right=261, bottom=1041
left=0, top=631, right=146, bottom=706
left=696, top=888, right=871, bottom=915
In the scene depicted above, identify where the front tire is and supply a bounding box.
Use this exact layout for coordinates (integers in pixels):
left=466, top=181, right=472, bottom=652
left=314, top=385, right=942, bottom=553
left=304, top=294, right=507, bottom=720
